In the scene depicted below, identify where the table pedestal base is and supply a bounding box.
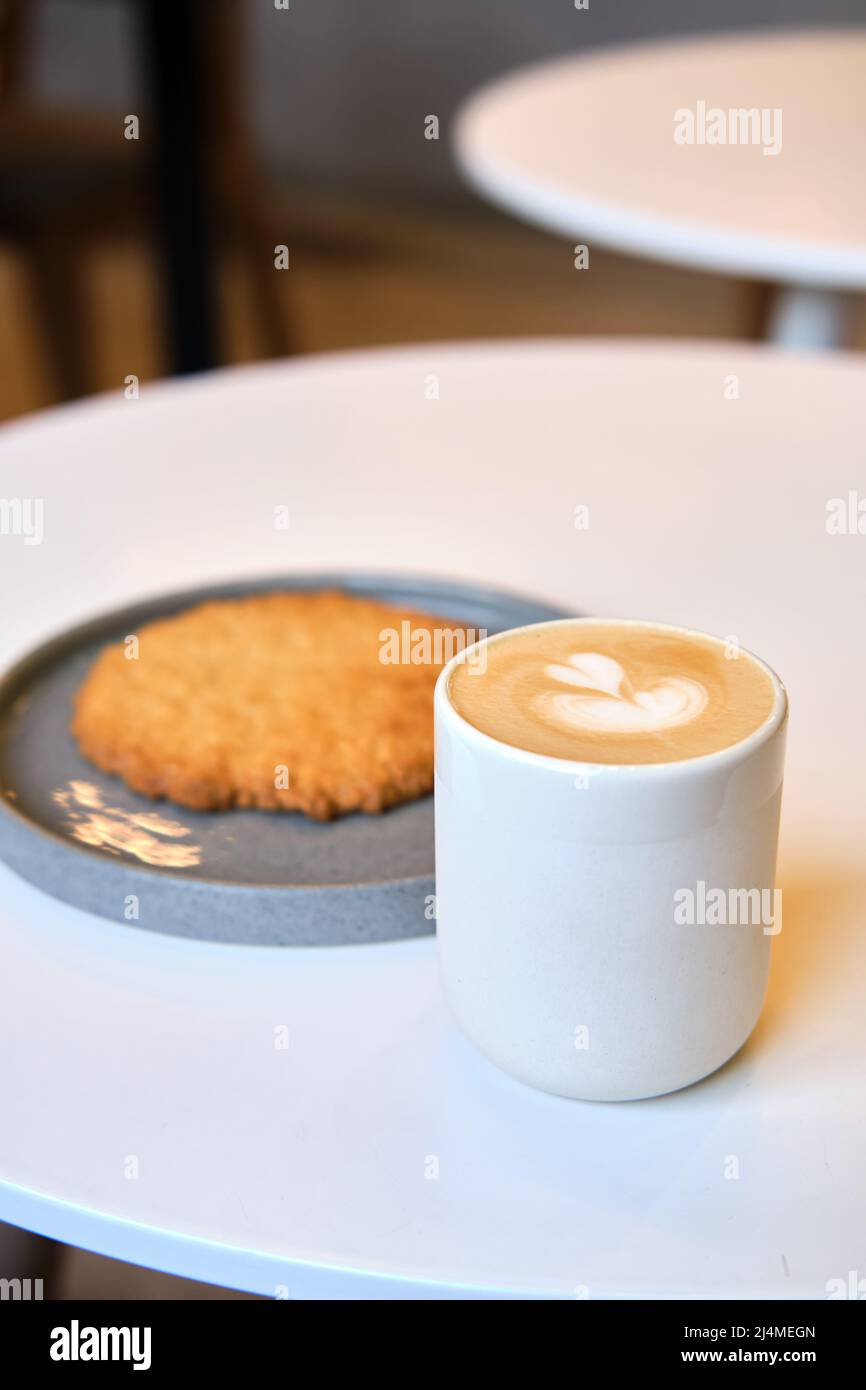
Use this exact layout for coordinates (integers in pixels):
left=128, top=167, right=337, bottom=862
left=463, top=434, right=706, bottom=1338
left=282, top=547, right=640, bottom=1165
left=768, top=286, right=849, bottom=349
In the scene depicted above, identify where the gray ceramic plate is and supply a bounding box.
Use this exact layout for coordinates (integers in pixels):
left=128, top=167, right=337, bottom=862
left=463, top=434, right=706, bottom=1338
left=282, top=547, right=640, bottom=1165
left=0, top=573, right=565, bottom=946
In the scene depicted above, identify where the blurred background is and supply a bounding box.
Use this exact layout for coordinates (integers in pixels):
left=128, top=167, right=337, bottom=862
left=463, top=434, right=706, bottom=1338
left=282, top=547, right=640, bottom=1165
left=0, top=0, right=863, bottom=1299
left=2, top=0, right=866, bottom=426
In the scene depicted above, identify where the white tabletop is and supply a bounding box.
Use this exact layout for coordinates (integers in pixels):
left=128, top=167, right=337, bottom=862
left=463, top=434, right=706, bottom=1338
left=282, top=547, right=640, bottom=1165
left=455, top=29, right=866, bottom=288
left=0, top=341, right=864, bottom=1298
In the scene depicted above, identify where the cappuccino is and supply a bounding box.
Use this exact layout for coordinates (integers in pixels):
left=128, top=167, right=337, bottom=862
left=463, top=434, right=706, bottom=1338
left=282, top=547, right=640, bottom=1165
left=448, top=619, right=776, bottom=764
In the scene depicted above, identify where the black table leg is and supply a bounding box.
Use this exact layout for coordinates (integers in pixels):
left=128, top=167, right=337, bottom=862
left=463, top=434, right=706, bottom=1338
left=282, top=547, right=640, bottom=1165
left=140, top=0, right=219, bottom=374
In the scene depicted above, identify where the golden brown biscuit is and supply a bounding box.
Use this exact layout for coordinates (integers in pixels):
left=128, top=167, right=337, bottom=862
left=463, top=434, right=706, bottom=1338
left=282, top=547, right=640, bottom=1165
left=71, top=590, right=471, bottom=820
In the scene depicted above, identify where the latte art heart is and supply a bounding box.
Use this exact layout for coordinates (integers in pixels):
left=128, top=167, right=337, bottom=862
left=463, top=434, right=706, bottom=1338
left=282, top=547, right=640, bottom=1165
left=536, top=652, right=708, bottom=734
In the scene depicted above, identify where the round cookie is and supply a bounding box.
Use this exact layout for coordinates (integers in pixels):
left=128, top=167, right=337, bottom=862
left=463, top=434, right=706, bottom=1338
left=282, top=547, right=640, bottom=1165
left=71, top=590, right=469, bottom=820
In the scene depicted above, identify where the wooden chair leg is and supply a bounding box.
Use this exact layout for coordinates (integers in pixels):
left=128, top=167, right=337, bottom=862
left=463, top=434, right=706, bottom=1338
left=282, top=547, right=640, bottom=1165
left=0, top=1220, right=65, bottom=1299
left=742, top=279, right=776, bottom=341
left=240, top=215, right=296, bottom=358
left=23, top=230, right=92, bottom=403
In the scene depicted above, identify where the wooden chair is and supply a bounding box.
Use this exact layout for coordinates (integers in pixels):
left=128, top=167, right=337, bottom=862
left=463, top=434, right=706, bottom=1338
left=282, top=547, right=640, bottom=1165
left=0, top=0, right=294, bottom=399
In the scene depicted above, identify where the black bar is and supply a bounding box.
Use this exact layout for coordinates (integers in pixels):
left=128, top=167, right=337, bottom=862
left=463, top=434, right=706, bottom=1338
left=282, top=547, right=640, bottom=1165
left=3, top=1295, right=863, bottom=1372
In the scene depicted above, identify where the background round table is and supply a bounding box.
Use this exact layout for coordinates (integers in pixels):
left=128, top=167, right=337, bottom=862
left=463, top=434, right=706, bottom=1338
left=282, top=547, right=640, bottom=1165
left=0, top=341, right=864, bottom=1298
left=455, top=29, right=866, bottom=348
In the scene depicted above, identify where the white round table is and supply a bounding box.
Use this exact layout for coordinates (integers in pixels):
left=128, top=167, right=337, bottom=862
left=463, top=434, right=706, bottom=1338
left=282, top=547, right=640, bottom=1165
left=455, top=30, right=866, bottom=348
left=1, top=342, right=864, bottom=1298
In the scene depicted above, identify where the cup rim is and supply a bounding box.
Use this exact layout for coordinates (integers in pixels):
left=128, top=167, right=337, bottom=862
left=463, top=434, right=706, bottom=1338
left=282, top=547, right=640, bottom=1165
left=434, top=616, right=788, bottom=778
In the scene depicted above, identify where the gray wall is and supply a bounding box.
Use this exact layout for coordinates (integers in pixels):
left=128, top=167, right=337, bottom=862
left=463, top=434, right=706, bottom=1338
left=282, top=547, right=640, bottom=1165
left=28, top=0, right=866, bottom=199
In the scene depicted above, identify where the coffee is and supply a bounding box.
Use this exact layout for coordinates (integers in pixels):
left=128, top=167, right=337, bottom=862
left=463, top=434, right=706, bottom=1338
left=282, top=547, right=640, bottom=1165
left=447, top=619, right=777, bottom=764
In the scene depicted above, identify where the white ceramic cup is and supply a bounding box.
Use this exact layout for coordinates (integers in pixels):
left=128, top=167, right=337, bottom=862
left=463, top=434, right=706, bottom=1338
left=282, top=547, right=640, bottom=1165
left=434, top=619, right=788, bottom=1102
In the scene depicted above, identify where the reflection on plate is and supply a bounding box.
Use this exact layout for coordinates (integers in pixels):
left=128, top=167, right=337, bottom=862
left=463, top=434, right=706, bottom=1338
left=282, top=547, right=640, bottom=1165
left=52, top=780, right=202, bottom=868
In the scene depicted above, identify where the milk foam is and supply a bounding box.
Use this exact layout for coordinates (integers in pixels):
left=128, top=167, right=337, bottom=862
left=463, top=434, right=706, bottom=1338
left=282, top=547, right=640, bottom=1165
left=536, top=652, right=708, bottom=735
left=447, top=620, right=777, bottom=766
